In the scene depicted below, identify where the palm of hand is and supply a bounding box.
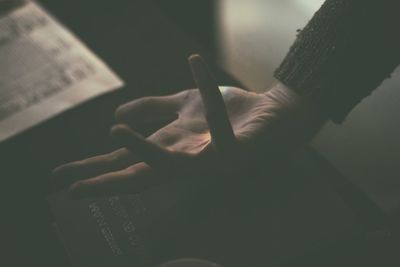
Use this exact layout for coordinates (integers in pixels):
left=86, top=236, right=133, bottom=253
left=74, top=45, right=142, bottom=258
left=52, top=56, right=290, bottom=198
left=125, top=87, right=275, bottom=156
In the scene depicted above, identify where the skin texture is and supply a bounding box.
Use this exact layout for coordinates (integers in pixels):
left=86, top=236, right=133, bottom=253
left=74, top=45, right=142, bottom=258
left=52, top=55, right=326, bottom=198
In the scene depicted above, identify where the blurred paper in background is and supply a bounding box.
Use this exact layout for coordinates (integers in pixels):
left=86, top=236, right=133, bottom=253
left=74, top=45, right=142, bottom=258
left=0, top=1, right=123, bottom=142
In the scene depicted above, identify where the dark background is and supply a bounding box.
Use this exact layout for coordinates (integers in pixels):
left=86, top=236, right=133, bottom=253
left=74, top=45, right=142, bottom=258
left=1, top=1, right=399, bottom=266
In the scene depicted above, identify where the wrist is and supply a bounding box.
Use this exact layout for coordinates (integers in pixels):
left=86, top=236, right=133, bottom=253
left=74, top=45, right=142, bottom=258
left=264, top=82, right=327, bottom=140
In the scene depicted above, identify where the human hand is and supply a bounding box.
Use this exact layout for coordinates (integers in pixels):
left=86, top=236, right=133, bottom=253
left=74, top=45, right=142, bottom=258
left=52, top=55, right=326, bottom=198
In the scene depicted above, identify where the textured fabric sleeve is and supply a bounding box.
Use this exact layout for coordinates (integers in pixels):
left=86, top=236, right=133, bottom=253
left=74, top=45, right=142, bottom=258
left=274, top=0, right=400, bottom=123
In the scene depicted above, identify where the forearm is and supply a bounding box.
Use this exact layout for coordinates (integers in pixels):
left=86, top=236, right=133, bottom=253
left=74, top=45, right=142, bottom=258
left=275, top=0, right=400, bottom=123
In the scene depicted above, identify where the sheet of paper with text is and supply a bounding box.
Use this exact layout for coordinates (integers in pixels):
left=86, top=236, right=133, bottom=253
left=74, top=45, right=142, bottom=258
left=0, top=1, right=124, bottom=142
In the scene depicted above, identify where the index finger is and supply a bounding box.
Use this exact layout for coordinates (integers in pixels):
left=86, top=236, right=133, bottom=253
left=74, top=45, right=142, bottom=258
left=188, top=54, right=236, bottom=152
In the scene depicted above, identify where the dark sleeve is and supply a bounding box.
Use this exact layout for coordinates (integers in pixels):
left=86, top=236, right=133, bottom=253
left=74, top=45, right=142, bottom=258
left=274, top=0, right=400, bottom=123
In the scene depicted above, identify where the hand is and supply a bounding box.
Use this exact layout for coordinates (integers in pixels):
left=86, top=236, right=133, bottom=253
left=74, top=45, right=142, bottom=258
left=52, top=55, right=326, bottom=198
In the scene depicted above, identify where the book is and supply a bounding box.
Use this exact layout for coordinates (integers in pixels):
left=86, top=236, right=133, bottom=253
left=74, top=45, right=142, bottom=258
left=49, top=149, right=360, bottom=267
left=0, top=1, right=123, bottom=142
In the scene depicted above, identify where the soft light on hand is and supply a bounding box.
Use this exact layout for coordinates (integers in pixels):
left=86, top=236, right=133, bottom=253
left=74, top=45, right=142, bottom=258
left=52, top=55, right=324, bottom=198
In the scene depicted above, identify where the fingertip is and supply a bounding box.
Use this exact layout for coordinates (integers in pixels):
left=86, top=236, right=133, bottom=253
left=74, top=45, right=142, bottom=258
left=110, top=124, right=131, bottom=137
left=188, top=54, right=202, bottom=64
left=114, top=102, right=134, bottom=123
left=111, top=123, right=128, bottom=132
left=188, top=54, right=206, bottom=74
left=49, top=163, right=77, bottom=192
left=51, top=166, right=61, bottom=177
left=114, top=105, right=125, bottom=122
left=51, top=164, right=70, bottom=178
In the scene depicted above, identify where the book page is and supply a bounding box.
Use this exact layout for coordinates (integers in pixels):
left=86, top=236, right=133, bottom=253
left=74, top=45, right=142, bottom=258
left=0, top=1, right=123, bottom=142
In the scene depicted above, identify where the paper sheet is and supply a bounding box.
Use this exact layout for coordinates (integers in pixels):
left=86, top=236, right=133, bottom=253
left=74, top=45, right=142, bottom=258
left=0, top=1, right=123, bottom=142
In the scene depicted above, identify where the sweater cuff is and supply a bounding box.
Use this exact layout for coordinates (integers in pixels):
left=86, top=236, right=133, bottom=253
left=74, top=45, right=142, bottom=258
left=274, top=0, right=400, bottom=123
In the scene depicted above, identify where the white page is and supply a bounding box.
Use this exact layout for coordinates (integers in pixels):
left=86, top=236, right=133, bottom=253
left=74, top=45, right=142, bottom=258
left=0, top=1, right=124, bottom=142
